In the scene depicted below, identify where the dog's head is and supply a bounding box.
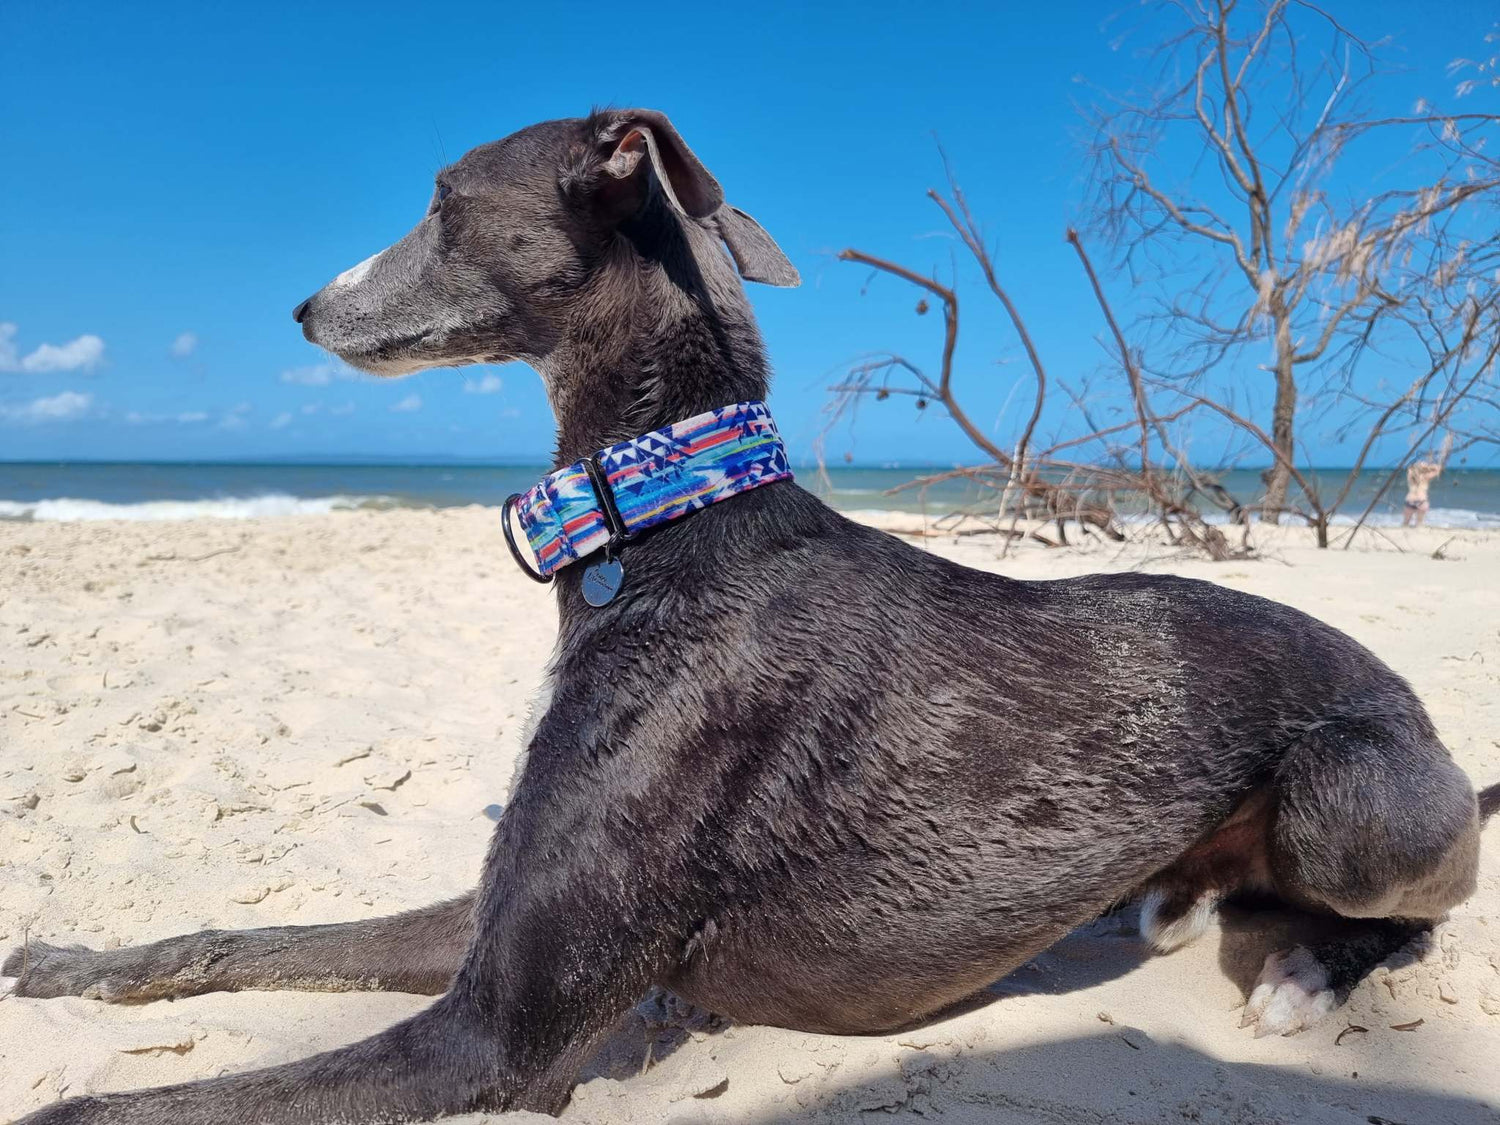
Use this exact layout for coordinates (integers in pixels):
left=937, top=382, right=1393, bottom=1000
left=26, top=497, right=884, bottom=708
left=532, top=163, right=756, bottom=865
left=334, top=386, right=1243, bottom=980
left=293, top=110, right=797, bottom=378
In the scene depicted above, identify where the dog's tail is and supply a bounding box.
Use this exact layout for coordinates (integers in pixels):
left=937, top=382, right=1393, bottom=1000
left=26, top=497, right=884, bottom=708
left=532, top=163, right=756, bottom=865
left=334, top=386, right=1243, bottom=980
left=1480, top=782, right=1500, bottom=823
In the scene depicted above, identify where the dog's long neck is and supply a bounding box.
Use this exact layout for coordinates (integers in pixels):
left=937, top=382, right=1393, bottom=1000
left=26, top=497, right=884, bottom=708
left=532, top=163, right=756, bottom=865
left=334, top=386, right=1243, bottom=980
left=540, top=208, right=771, bottom=465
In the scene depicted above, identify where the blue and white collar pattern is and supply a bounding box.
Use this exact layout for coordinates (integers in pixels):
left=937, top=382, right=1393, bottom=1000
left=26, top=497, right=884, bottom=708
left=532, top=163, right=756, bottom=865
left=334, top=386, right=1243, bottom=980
left=502, top=401, right=792, bottom=588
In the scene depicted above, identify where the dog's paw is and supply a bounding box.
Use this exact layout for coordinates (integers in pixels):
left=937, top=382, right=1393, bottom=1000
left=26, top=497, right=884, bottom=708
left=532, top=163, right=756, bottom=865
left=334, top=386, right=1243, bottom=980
left=1239, top=946, right=1337, bottom=1037
left=1138, top=888, right=1219, bottom=953
left=4, top=941, right=148, bottom=1002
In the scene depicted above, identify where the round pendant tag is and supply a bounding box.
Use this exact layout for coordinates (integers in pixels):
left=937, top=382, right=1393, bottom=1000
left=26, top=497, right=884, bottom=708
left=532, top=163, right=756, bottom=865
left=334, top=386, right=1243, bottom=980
left=581, top=556, right=624, bottom=607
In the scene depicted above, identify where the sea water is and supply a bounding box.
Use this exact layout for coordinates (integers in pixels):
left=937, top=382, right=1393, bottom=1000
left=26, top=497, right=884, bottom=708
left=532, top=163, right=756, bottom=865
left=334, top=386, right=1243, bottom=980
left=0, top=462, right=1496, bottom=528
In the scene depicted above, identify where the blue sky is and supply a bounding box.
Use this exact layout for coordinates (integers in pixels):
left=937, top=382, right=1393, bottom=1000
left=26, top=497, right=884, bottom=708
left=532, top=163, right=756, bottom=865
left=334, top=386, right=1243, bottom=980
left=1, top=0, right=1495, bottom=467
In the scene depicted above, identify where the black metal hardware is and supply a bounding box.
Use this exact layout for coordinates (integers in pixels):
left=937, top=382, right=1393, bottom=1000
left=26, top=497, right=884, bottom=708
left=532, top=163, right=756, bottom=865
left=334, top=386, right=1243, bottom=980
left=501, top=494, right=553, bottom=584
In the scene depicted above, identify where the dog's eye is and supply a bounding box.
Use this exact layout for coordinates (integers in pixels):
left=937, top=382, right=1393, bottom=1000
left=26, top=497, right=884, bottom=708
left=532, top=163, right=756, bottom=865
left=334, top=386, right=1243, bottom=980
left=436, top=184, right=452, bottom=202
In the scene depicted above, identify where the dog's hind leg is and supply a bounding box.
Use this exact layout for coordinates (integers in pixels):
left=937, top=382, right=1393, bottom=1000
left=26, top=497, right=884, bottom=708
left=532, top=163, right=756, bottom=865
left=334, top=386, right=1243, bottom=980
left=3, top=893, right=472, bottom=1002
left=1240, top=717, right=1484, bottom=1037
left=1138, top=788, right=1276, bottom=953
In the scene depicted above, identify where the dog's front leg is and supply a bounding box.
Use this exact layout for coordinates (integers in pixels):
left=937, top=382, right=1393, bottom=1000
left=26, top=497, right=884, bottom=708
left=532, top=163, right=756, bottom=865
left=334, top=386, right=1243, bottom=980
left=18, top=991, right=512, bottom=1125
left=16, top=812, right=671, bottom=1124
left=6, top=894, right=474, bottom=1002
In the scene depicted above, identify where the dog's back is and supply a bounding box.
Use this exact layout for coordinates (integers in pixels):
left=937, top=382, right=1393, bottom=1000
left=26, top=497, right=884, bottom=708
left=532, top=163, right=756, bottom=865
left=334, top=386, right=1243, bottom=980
left=547, top=483, right=1481, bottom=1034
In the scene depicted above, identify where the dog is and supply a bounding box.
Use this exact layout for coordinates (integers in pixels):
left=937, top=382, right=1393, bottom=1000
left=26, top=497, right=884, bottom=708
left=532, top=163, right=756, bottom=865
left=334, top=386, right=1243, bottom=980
left=6, top=108, right=1498, bottom=1124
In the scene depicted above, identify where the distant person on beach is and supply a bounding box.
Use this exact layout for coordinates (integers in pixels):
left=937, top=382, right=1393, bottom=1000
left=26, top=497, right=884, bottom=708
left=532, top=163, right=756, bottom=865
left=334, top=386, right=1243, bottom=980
left=1403, top=434, right=1452, bottom=527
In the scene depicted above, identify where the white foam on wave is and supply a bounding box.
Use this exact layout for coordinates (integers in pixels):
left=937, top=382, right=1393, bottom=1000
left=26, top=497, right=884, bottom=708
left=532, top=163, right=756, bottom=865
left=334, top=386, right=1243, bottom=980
left=1153, top=507, right=1500, bottom=530
left=1199, top=507, right=1500, bottom=530
left=832, top=505, right=1500, bottom=531
left=0, top=494, right=400, bottom=522
left=1333, top=507, right=1500, bottom=530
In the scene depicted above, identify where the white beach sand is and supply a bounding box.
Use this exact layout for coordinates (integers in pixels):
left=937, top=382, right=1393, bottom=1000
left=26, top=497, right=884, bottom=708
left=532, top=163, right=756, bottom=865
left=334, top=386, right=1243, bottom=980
left=1, top=509, right=1497, bottom=1124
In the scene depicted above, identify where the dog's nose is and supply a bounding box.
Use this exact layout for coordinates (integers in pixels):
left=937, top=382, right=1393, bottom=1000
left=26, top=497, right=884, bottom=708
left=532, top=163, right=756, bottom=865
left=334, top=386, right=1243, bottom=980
left=292, top=297, right=313, bottom=324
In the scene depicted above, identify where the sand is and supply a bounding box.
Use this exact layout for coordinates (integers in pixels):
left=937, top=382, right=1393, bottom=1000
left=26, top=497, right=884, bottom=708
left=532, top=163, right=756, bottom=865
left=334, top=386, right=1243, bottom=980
left=1, top=508, right=1497, bottom=1125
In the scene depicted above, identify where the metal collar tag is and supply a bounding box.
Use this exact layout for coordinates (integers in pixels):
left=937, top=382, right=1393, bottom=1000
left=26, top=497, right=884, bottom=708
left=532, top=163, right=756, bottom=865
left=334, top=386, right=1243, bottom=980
left=579, top=454, right=633, bottom=606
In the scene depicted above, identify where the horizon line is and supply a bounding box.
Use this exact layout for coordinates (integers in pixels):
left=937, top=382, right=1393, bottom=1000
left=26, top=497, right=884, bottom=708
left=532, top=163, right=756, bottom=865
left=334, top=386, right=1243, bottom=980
left=2, top=457, right=1493, bottom=474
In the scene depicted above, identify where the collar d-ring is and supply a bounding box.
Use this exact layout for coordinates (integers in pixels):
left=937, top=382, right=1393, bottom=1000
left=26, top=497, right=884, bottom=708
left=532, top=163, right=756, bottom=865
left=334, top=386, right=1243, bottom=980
left=502, top=494, right=553, bottom=584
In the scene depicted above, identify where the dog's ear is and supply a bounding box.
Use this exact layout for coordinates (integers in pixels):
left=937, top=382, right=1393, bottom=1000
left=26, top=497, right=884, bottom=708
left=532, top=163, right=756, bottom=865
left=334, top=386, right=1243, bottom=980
left=596, top=110, right=724, bottom=220
left=713, top=205, right=800, bottom=288
left=588, top=110, right=799, bottom=288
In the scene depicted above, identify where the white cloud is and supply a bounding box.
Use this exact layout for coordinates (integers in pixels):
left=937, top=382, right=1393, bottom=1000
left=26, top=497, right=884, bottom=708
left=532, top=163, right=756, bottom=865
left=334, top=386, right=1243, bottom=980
left=269, top=411, right=293, bottom=429
left=170, top=332, right=198, bottom=358
left=280, top=361, right=362, bottom=386
left=330, top=401, right=356, bottom=416
left=300, top=403, right=320, bottom=415
left=26, top=338, right=105, bottom=372
left=124, top=407, right=219, bottom=426
left=0, top=390, right=94, bottom=423
left=0, top=322, right=106, bottom=374
left=390, top=393, right=422, bottom=413
left=280, top=364, right=334, bottom=386
left=219, top=403, right=251, bottom=431
left=463, top=373, right=504, bottom=394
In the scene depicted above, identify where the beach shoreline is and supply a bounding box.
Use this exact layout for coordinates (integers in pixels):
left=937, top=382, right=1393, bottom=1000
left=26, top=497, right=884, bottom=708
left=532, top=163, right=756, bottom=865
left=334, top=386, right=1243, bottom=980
left=4, top=461, right=1499, bottom=531
left=2, top=508, right=1497, bottom=1124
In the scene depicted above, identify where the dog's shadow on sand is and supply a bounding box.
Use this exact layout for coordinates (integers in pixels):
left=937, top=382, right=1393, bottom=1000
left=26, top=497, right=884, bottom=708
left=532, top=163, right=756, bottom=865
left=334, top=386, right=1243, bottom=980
left=946, top=897, right=1425, bottom=1020
left=934, top=898, right=1332, bottom=1020
left=738, top=1031, right=1493, bottom=1125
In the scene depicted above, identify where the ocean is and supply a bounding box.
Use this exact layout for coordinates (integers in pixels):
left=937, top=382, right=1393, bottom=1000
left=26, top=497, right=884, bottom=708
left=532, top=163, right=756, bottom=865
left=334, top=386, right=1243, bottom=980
left=1, top=462, right=1498, bottom=528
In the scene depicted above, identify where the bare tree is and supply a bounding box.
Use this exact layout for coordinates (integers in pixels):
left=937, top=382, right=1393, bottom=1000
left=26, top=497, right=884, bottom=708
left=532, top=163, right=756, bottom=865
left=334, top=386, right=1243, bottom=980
left=825, top=6, right=1499, bottom=555
left=1088, top=0, right=1500, bottom=522
left=825, top=176, right=1244, bottom=559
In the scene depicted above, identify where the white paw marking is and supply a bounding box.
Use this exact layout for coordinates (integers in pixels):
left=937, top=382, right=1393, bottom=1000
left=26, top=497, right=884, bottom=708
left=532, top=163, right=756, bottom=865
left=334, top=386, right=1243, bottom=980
left=1240, top=947, right=1337, bottom=1037
left=1139, top=888, right=1219, bottom=953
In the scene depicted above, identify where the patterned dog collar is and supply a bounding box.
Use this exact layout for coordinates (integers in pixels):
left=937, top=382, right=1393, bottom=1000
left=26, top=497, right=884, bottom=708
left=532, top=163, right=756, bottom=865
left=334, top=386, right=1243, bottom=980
left=502, top=401, right=792, bottom=603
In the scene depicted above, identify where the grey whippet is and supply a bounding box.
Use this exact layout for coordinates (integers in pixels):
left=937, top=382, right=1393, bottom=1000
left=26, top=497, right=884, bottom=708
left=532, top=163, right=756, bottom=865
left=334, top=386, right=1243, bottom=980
left=6, top=108, right=1498, bottom=1124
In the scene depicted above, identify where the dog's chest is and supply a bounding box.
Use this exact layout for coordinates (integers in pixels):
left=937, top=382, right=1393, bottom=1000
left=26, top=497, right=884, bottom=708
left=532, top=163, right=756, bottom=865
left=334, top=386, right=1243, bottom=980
left=504, top=659, right=558, bottom=803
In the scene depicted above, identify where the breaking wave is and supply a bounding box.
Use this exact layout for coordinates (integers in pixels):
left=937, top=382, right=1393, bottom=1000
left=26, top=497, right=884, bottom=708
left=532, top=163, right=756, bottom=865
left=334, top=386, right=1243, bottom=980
left=0, top=494, right=409, bottom=522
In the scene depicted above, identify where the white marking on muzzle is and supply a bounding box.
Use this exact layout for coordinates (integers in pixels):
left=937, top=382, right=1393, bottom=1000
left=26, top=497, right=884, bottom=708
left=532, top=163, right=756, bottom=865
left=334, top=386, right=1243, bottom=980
left=330, top=248, right=386, bottom=291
